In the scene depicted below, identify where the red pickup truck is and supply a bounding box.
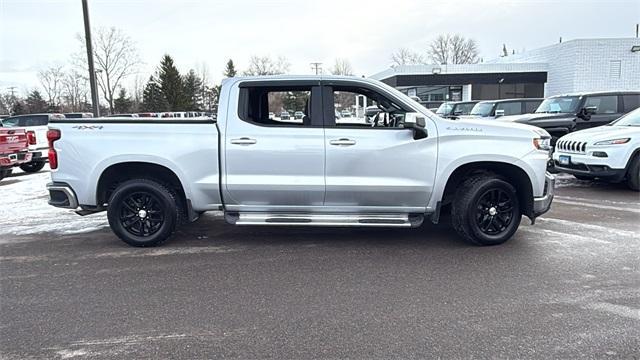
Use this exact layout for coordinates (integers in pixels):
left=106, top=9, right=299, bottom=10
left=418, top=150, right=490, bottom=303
left=0, top=128, right=33, bottom=181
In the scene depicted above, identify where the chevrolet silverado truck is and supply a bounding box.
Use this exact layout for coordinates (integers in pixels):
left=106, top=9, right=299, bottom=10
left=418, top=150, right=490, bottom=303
left=46, top=76, right=555, bottom=247
left=0, top=127, right=33, bottom=181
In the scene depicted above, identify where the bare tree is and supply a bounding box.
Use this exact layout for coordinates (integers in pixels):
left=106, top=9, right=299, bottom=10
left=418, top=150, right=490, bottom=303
left=75, top=27, right=141, bottom=113
left=243, top=55, right=290, bottom=76
left=0, top=93, right=18, bottom=115
left=428, top=34, right=479, bottom=65
left=38, top=65, right=65, bottom=107
left=330, top=58, right=354, bottom=75
left=390, top=48, right=426, bottom=66
left=61, top=70, right=88, bottom=112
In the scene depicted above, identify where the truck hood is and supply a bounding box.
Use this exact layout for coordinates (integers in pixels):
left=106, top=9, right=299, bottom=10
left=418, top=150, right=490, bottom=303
left=446, top=116, right=550, bottom=139
left=558, top=125, right=640, bottom=143
left=496, top=113, right=576, bottom=124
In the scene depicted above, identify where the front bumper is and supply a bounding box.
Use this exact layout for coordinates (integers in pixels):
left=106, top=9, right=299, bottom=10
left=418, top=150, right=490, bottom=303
left=553, top=161, right=626, bottom=181
left=46, top=182, right=79, bottom=209
left=533, top=172, right=555, bottom=217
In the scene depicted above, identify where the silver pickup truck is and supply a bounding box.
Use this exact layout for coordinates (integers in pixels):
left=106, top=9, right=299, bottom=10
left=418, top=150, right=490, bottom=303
left=46, top=75, right=554, bottom=247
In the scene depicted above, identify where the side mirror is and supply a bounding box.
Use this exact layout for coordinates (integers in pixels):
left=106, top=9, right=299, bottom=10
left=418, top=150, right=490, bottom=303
left=578, top=106, right=597, bottom=120
left=494, top=109, right=505, bottom=118
left=403, top=112, right=428, bottom=140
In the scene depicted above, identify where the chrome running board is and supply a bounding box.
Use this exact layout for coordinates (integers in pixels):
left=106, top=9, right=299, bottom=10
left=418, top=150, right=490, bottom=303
left=225, top=212, right=424, bottom=228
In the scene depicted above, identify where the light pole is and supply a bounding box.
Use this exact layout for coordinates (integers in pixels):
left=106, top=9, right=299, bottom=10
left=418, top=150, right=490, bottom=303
left=82, top=0, right=100, bottom=117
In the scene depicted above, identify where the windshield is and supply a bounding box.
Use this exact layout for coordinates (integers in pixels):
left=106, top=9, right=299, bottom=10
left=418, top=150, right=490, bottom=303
left=436, top=103, right=453, bottom=115
left=610, top=108, right=640, bottom=126
left=470, top=102, right=494, bottom=117
left=535, top=96, right=580, bottom=114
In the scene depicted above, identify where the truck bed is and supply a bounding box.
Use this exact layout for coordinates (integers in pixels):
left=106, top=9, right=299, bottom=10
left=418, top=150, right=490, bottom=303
left=48, top=118, right=222, bottom=211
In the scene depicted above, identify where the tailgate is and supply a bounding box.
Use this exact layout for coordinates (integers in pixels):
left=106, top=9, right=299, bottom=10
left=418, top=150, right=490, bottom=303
left=0, top=128, right=28, bottom=154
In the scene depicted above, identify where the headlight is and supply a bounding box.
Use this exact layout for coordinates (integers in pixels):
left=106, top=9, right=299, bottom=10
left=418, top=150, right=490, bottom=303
left=533, top=137, right=551, bottom=151
left=593, top=138, right=630, bottom=146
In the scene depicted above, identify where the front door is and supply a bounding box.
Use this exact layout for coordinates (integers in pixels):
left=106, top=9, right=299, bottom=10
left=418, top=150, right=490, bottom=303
left=322, top=83, right=437, bottom=212
left=224, top=81, right=325, bottom=210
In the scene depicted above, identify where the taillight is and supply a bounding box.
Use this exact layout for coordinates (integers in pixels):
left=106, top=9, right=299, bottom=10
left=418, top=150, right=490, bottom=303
left=26, top=130, right=36, bottom=145
left=47, top=129, right=61, bottom=169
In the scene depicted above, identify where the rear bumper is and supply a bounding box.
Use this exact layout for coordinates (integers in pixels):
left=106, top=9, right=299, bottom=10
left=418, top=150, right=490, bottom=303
left=0, top=151, right=32, bottom=167
left=28, top=151, right=47, bottom=161
left=533, top=172, right=555, bottom=217
left=46, top=182, right=79, bottom=209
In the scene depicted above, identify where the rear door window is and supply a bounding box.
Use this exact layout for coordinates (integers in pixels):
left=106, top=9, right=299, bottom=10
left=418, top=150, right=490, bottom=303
left=622, top=94, right=640, bottom=112
left=238, top=84, right=320, bottom=127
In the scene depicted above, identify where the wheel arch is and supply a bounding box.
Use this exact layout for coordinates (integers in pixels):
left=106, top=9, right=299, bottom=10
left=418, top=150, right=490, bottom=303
left=440, top=161, right=535, bottom=219
left=96, top=161, right=188, bottom=209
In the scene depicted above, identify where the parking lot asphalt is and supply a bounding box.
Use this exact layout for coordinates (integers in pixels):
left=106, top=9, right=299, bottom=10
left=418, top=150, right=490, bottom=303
left=1, top=173, right=639, bottom=359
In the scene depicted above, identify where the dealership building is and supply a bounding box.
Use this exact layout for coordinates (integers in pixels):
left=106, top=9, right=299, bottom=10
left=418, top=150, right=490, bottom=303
left=370, top=38, right=640, bottom=108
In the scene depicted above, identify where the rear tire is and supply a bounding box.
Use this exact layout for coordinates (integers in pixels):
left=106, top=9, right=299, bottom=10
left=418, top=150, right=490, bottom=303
left=0, top=168, right=12, bottom=181
left=626, top=155, right=639, bottom=191
left=452, top=175, right=521, bottom=246
left=20, top=161, right=46, bottom=173
left=107, top=178, right=183, bottom=247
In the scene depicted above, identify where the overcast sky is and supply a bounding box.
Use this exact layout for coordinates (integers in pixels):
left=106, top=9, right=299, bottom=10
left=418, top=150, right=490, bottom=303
left=1, top=0, right=639, bottom=95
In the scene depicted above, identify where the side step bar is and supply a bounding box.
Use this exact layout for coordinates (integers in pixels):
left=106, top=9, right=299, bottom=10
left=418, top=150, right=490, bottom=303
left=225, top=213, right=424, bottom=228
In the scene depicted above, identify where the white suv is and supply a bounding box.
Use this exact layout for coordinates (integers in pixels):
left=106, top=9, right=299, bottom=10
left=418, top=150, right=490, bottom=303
left=553, top=108, right=640, bottom=190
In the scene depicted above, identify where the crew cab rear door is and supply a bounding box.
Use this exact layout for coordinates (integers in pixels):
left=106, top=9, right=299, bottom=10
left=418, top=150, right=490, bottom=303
left=321, top=81, right=437, bottom=212
left=223, top=80, right=325, bottom=210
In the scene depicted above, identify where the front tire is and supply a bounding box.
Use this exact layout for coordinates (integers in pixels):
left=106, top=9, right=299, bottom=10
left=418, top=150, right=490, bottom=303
left=107, top=178, right=183, bottom=247
left=20, top=161, right=46, bottom=173
left=452, top=175, right=521, bottom=246
left=626, top=155, right=639, bottom=191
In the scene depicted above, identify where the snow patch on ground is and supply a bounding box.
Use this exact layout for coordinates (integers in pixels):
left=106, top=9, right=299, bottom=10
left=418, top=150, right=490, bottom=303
left=0, top=167, right=108, bottom=239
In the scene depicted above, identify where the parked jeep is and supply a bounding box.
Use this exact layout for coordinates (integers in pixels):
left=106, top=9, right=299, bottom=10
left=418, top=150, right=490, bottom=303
left=46, top=76, right=554, bottom=247
left=497, top=91, right=640, bottom=144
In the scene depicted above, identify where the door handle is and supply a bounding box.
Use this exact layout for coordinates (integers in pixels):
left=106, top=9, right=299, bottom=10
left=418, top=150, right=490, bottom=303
left=230, top=137, right=257, bottom=145
left=329, top=138, right=356, bottom=146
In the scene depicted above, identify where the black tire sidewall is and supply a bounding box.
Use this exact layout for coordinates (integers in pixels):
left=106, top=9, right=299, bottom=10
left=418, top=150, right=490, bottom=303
left=0, top=168, right=10, bottom=181
left=465, top=178, right=521, bottom=245
left=627, top=155, right=640, bottom=191
left=107, top=180, right=178, bottom=247
left=20, top=161, right=46, bottom=173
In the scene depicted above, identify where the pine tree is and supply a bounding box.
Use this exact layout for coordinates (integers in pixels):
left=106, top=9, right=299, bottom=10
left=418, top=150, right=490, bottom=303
left=113, top=88, right=133, bottom=114
left=183, top=69, right=203, bottom=111
left=158, top=55, right=186, bottom=111
left=25, top=90, right=48, bottom=113
left=12, top=101, right=26, bottom=115
left=141, top=76, right=169, bottom=112
left=224, top=59, right=237, bottom=77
